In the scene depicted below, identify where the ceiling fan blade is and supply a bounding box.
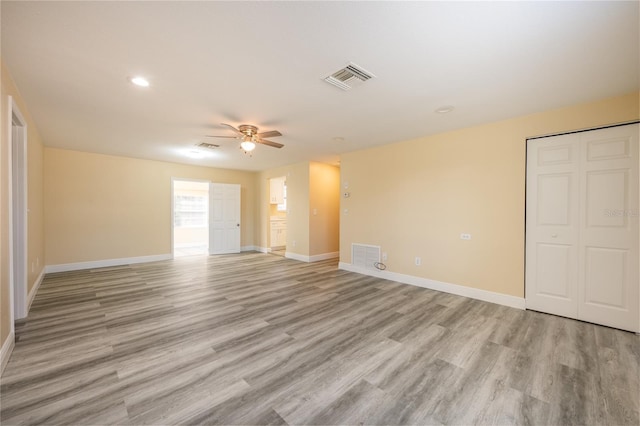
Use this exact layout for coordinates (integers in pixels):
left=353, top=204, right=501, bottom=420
left=205, top=135, right=238, bottom=138
left=257, top=139, right=284, bottom=148
left=220, top=123, right=244, bottom=137
left=257, top=130, right=282, bottom=138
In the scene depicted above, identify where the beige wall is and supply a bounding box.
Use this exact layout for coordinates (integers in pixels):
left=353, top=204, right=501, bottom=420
left=340, top=92, right=639, bottom=298
left=44, top=148, right=257, bottom=265
left=257, top=163, right=310, bottom=255
left=309, top=162, right=340, bottom=256
left=1, top=61, right=46, bottom=352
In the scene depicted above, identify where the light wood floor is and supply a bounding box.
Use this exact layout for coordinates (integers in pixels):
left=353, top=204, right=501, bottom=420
left=1, top=252, right=638, bottom=425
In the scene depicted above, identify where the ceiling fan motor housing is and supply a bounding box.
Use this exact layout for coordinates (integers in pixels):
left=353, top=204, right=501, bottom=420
left=238, top=125, right=259, bottom=137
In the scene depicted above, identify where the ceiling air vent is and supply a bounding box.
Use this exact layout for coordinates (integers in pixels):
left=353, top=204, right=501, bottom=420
left=324, top=62, right=375, bottom=91
left=196, top=142, right=220, bottom=149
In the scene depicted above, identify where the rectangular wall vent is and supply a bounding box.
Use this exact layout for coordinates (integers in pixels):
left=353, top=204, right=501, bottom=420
left=324, top=62, right=376, bottom=91
left=352, top=243, right=380, bottom=270
left=196, top=142, right=220, bottom=149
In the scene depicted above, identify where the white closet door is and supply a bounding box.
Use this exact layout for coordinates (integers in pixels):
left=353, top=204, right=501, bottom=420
left=578, top=125, right=638, bottom=331
left=526, top=134, right=580, bottom=319
left=526, top=123, right=639, bottom=332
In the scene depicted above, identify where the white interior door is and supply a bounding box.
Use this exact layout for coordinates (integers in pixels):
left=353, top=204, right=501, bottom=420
left=526, top=123, right=639, bottom=332
left=209, top=183, right=241, bottom=254
left=578, top=125, right=638, bottom=331
left=526, top=133, right=580, bottom=318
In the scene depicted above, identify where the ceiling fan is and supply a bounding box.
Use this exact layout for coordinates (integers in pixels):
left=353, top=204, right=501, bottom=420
left=207, top=123, right=283, bottom=153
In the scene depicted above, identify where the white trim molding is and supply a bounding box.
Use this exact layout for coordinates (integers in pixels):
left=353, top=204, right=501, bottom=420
left=8, top=95, right=29, bottom=322
left=339, top=262, right=525, bottom=310
left=27, top=269, right=45, bottom=312
left=45, top=254, right=173, bottom=274
left=285, top=252, right=309, bottom=262
left=241, top=245, right=260, bottom=252
left=1, top=331, right=15, bottom=376
left=310, top=251, right=340, bottom=262
left=285, top=251, right=340, bottom=263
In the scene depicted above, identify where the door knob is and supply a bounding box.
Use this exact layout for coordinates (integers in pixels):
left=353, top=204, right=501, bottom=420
left=237, top=223, right=240, bottom=227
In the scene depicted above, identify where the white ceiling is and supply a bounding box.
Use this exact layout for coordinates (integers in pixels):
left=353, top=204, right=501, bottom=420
left=2, top=1, right=638, bottom=171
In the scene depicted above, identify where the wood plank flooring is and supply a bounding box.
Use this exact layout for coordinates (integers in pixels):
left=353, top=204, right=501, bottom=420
left=1, top=252, right=638, bottom=425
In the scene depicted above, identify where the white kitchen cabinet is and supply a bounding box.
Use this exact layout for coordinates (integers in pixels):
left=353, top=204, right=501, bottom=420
left=270, top=177, right=285, bottom=204
left=270, top=220, right=287, bottom=248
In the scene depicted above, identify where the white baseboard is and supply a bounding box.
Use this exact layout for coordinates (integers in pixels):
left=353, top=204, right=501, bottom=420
left=309, top=251, right=340, bottom=262
left=241, top=245, right=260, bottom=252
left=27, top=268, right=45, bottom=312
left=285, top=251, right=340, bottom=263
left=45, top=254, right=173, bottom=274
left=338, top=262, right=525, bottom=310
left=254, top=246, right=270, bottom=253
left=285, top=252, right=309, bottom=262
left=1, top=331, right=15, bottom=376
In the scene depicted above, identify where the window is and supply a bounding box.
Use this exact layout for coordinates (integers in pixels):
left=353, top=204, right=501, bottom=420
left=277, top=184, right=287, bottom=212
left=174, top=195, right=208, bottom=227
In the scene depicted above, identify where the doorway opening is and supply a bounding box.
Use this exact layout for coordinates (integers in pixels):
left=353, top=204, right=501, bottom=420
left=269, top=176, right=287, bottom=257
left=9, top=97, right=28, bottom=321
left=172, top=179, right=209, bottom=257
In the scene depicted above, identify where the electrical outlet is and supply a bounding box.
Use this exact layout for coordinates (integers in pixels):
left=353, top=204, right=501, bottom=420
left=344, top=208, right=349, bottom=215
left=292, top=240, right=296, bottom=247
left=460, top=233, right=472, bottom=240
left=382, top=252, right=388, bottom=261
left=313, top=208, right=317, bottom=216
left=415, top=257, right=421, bottom=266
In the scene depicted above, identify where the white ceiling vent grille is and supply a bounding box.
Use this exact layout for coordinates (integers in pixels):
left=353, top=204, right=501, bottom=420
left=324, top=63, right=375, bottom=91
left=352, top=243, right=380, bottom=270
left=196, top=142, right=220, bottom=149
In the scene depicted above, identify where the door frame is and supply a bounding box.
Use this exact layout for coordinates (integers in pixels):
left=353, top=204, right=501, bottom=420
left=8, top=96, right=28, bottom=323
left=524, top=119, right=640, bottom=333
left=170, top=177, right=211, bottom=258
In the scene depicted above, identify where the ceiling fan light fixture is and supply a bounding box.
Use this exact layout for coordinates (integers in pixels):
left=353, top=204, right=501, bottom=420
left=240, top=140, right=256, bottom=152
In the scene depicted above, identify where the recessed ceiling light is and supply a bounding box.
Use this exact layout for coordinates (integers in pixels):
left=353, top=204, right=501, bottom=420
left=435, top=106, right=454, bottom=114
left=332, top=137, right=345, bottom=142
left=186, top=150, right=204, bottom=159
left=130, top=76, right=150, bottom=87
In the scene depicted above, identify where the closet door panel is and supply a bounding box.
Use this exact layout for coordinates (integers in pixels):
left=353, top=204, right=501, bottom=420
left=525, top=135, right=580, bottom=318
left=578, top=124, right=639, bottom=332
left=526, top=123, right=639, bottom=332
